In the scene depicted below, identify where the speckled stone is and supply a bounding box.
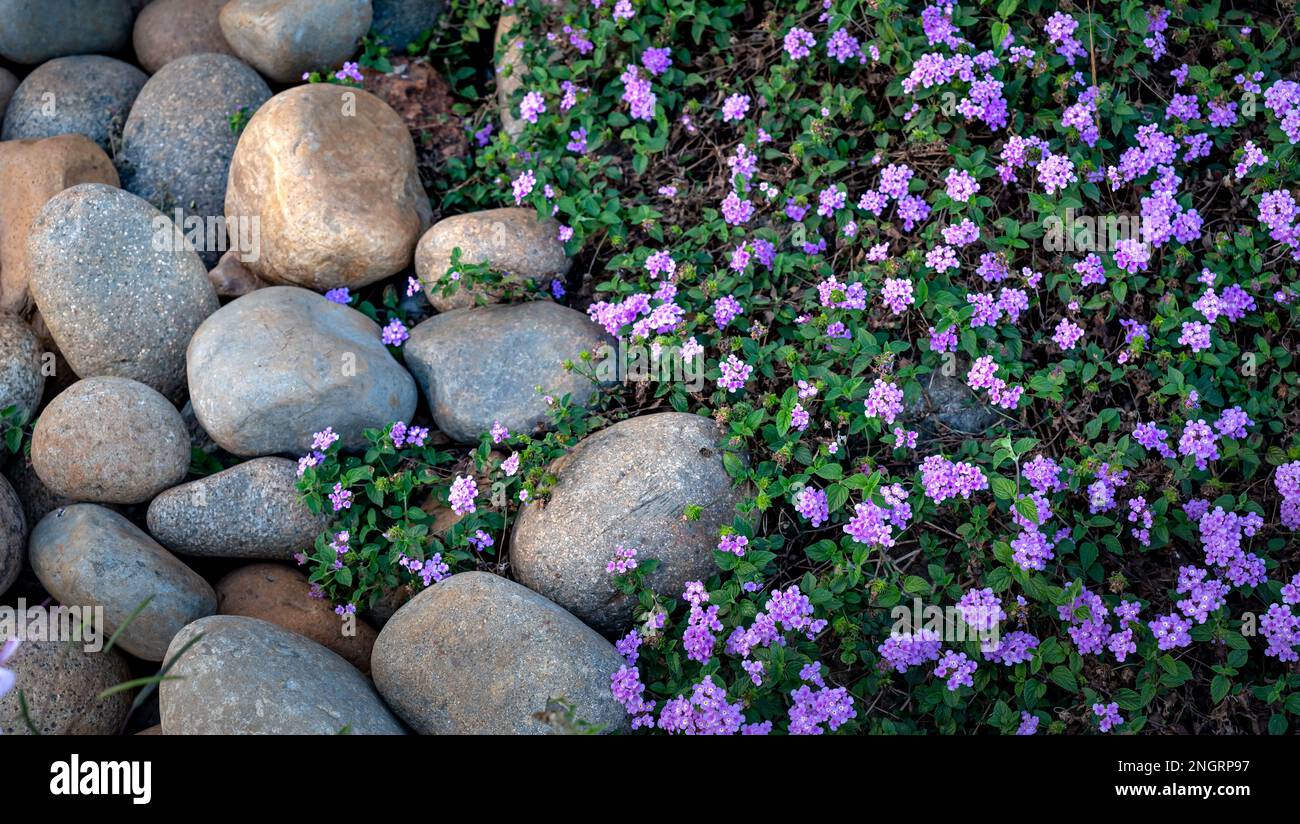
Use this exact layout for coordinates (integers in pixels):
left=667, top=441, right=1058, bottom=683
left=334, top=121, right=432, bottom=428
left=30, top=504, right=217, bottom=661
left=132, top=0, right=235, bottom=74
left=1, top=56, right=146, bottom=152
left=147, top=457, right=327, bottom=559
left=416, top=208, right=570, bottom=312
left=216, top=563, right=377, bottom=673
left=0, top=315, right=44, bottom=422
left=0, top=474, right=26, bottom=597
left=0, top=135, right=119, bottom=315
left=161, top=615, right=405, bottom=734
left=0, top=638, right=132, bottom=735
left=0, top=68, right=16, bottom=121
left=371, top=0, right=443, bottom=49
left=219, top=0, right=372, bottom=84
left=27, top=183, right=219, bottom=399
left=225, top=84, right=432, bottom=290
left=371, top=571, right=626, bottom=734
left=31, top=377, right=190, bottom=505
left=404, top=301, right=612, bottom=443
left=0, top=0, right=134, bottom=64
left=117, top=53, right=271, bottom=269
left=512, top=412, right=748, bottom=636
left=187, top=286, right=418, bottom=456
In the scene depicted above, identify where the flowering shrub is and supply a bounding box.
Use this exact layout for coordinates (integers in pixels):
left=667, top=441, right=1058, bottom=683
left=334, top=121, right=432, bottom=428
left=309, top=0, right=1300, bottom=734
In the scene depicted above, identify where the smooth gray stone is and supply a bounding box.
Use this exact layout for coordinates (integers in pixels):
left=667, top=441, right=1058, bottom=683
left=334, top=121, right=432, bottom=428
left=371, top=572, right=626, bottom=734
left=161, top=615, right=406, bottom=734
left=404, top=300, right=613, bottom=443
left=29, top=503, right=217, bottom=661
left=147, top=457, right=328, bottom=559
left=186, top=286, right=418, bottom=456
left=0, top=0, right=134, bottom=64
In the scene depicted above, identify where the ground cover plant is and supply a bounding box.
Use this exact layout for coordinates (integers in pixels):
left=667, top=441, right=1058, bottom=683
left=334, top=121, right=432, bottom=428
left=286, top=0, right=1300, bottom=734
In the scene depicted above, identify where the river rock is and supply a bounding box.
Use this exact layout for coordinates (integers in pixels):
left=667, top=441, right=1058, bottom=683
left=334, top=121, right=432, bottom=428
left=132, top=0, right=235, bottom=74
left=906, top=368, right=1000, bottom=438
left=372, top=0, right=442, bottom=49
left=219, top=0, right=372, bottom=84
left=0, top=638, right=132, bottom=735
left=495, top=8, right=525, bottom=139
left=512, top=412, right=748, bottom=635
left=31, top=377, right=190, bottom=504
left=1, top=56, right=147, bottom=152
left=207, top=249, right=265, bottom=298
left=0, top=135, right=119, bottom=315
left=27, top=183, right=218, bottom=398
left=0, top=0, right=134, bottom=64
left=371, top=571, right=626, bottom=734
left=187, top=286, right=418, bottom=456
left=416, top=208, right=569, bottom=312
left=0, top=68, right=16, bottom=121
left=160, top=615, right=405, bottom=734
left=147, top=458, right=327, bottom=559
left=118, top=53, right=271, bottom=268
left=225, top=84, right=431, bottom=290
left=30, top=504, right=216, bottom=661
left=0, top=315, right=44, bottom=422
left=405, top=300, right=610, bottom=442
left=0, top=474, right=25, bottom=597
left=216, top=563, right=377, bottom=673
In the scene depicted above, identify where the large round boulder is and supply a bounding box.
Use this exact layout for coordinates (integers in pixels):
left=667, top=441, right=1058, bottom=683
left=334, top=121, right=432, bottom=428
left=27, top=183, right=219, bottom=398
left=0, top=474, right=26, bottom=597
left=147, top=457, right=327, bottom=559
left=371, top=571, right=626, bottom=734
left=224, top=84, right=432, bottom=291
left=0, top=0, right=134, bottom=65
left=1, top=56, right=147, bottom=152
left=30, top=504, right=217, bottom=661
left=416, top=208, right=570, bottom=312
left=187, top=286, right=418, bottom=456
left=0, top=638, right=132, bottom=735
left=0, top=135, right=119, bottom=315
left=216, top=563, right=377, bottom=673
left=219, top=0, right=372, bottom=84
left=31, top=377, right=190, bottom=504
left=0, top=315, right=45, bottom=423
left=160, top=615, right=405, bottom=734
left=132, top=0, right=236, bottom=74
left=512, top=412, right=748, bottom=635
left=404, top=300, right=612, bottom=443
left=117, top=53, right=272, bottom=268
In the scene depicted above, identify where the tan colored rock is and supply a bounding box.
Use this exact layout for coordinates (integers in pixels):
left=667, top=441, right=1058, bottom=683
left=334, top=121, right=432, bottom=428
left=495, top=8, right=525, bottom=140
left=0, top=135, right=119, bottom=315
left=133, top=0, right=234, bottom=74
left=0, top=638, right=132, bottom=735
left=416, top=208, right=570, bottom=311
left=31, top=377, right=190, bottom=505
left=216, top=564, right=378, bottom=673
left=207, top=249, right=265, bottom=298
left=225, top=84, right=433, bottom=291
left=219, top=0, right=372, bottom=84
